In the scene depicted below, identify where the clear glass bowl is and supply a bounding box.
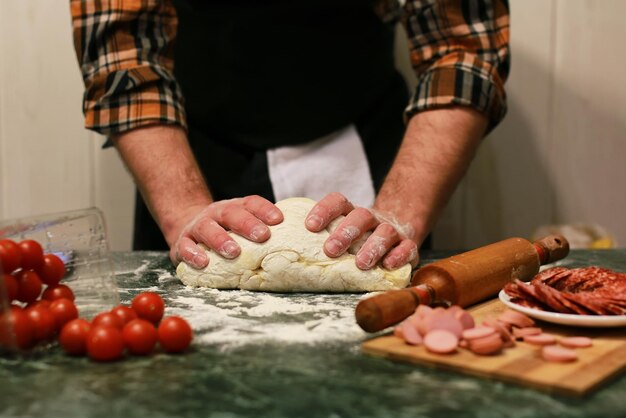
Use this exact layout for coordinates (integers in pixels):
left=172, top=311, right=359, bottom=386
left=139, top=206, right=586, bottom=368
left=0, top=207, right=119, bottom=350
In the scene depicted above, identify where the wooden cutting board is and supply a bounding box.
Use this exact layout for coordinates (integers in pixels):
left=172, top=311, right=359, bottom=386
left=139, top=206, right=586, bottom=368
left=362, top=298, right=626, bottom=397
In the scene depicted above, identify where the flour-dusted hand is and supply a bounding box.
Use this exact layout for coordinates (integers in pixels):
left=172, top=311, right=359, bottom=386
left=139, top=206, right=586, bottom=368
left=171, top=196, right=284, bottom=269
left=304, top=192, right=418, bottom=270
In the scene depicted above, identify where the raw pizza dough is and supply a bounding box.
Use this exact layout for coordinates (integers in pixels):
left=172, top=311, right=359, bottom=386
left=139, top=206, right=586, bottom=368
left=176, top=197, right=411, bottom=292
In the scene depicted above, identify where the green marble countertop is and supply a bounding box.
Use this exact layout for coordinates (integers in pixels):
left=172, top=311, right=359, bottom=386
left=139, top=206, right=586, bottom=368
left=1, top=250, right=626, bottom=418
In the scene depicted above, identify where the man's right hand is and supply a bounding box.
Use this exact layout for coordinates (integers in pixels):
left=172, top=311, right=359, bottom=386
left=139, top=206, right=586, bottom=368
left=112, top=125, right=283, bottom=270
left=170, top=196, right=284, bottom=269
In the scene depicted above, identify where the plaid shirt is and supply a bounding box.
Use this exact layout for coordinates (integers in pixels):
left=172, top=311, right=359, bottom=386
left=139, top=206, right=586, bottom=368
left=70, top=0, right=510, bottom=137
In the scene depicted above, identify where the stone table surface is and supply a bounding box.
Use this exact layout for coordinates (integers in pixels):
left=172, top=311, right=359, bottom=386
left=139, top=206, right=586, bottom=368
left=1, top=249, right=626, bottom=418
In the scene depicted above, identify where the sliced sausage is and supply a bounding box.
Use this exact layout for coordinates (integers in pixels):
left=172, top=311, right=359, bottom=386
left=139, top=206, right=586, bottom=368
left=512, top=327, right=542, bottom=340
left=423, top=330, right=458, bottom=354
left=559, top=336, right=593, bottom=348
left=468, top=332, right=503, bottom=355
left=523, top=333, right=557, bottom=346
left=498, top=309, right=535, bottom=328
left=422, top=312, right=464, bottom=338
left=454, top=310, right=475, bottom=330
left=462, top=326, right=496, bottom=341
left=400, top=320, right=423, bottom=345
left=542, top=345, right=578, bottom=362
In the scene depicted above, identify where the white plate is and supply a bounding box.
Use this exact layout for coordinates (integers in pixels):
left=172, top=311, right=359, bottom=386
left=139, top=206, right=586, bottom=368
left=498, top=290, right=626, bottom=328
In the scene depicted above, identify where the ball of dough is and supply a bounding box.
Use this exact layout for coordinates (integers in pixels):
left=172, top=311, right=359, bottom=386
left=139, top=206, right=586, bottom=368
left=176, top=197, right=411, bottom=292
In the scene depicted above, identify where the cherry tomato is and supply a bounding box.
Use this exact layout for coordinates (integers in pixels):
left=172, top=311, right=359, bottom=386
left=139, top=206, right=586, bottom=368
left=15, top=270, right=43, bottom=303
left=3, top=274, right=18, bottom=302
left=110, top=306, right=137, bottom=325
left=59, top=318, right=91, bottom=356
left=25, top=305, right=56, bottom=341
left=157, top=316, right=193, bottom=353
left=28, top=299, right=51, bottom=310
left=49, top=298, right=79, bottom=330
left=86, top=325, right=125, bottom=362
left=36, top=253, right=66, bottom=285
left=122, top=319, right=158, bottom=355
left=42, top=284, right=75, bottom=301
left=92, top=312, right=124, bottom=329
left=0, top=306, right=34, bottom=349
left=131, top=292, right=165, bottom=324
left=18, top=240, right=44, bottom=270
left=0, top=239, right=22, bottom=273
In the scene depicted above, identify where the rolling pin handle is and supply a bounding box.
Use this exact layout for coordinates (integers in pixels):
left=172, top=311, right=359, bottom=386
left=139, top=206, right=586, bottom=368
left=533, top=234, right=570, bottom=265
left=355, top=285, right=433, bottom=333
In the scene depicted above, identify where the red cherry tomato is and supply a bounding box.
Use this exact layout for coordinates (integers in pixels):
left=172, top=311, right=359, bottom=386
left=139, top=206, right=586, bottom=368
left=157, top=316, right=193, bottom=353
left=92, top=312, right=124, bottom=330
left=28, top=299, right=51, bottom=310
left=36, top=253, right=66, bottom=286
left=3, top=274, right=18, bottom=302
left=59, top=318, right=92, bottom=356
left=0, top=306, right=34, bottom=349
left=15, top=270, right=43, bottom=303
left=110, top=306, right=138, bottom=325
left=18, top=240, right=44, bottom=270
left=131, top=292, right=165, bottom=324
left=122, top=319, right=158, bottom=355
left=86, top=325, right=125, bottom=362
left=25, top=305, right=57, bottom=341
left=0, top=239, right=22, bottom=273
left=49, top=298, right=79, bottom=330
left=42, top=284, right=75, bottom=301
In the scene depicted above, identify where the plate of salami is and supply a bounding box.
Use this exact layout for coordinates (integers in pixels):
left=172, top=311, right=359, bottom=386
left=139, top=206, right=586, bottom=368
left=499, top=290, right=626, bottom=327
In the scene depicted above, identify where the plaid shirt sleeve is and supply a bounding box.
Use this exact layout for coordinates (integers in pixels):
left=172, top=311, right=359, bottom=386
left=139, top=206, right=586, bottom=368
left=70, top=0, right=186, bottom=138
left=401, top=0, right=510, bottom=130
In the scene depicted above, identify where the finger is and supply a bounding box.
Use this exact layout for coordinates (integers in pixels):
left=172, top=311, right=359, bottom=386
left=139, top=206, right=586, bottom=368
left=355, top=223, right=400, bottom=270
left=305, top=192, right=354, bottom=231
left=191, top=218, right=241, bottom=259
left=324, top=208, right=377, bottom=257
left=243, top=195, right=284, bottom=225
left=175, top=236, right=209, bottom=269
left=382, top=239, right=419, bottom=270
left=218, top=205, right=271, bottom=242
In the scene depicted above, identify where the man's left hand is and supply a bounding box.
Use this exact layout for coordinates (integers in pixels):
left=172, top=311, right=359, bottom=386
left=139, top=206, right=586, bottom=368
left=304, top=192, right=418, bottom=270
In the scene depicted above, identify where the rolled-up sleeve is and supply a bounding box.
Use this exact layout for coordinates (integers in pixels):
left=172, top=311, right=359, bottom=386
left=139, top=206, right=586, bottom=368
left=402, top=0, right=510, bottom=131
left=70, top=0, right=186, bottom=138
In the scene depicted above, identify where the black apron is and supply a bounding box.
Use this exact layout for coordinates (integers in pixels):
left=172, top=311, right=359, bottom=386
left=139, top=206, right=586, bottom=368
left=133, top=0, right=412, bottom=250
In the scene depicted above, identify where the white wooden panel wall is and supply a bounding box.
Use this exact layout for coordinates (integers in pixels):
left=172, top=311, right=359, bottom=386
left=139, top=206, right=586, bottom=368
left=432, top=0, right=626, bottom=249
left=0, top=0, right=625, bottom=251
left=0, top=1, right=134, bottom=251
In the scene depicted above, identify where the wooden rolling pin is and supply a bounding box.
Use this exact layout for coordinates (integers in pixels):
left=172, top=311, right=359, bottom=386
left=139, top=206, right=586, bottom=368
left=355, top=235, right=569, bottom=332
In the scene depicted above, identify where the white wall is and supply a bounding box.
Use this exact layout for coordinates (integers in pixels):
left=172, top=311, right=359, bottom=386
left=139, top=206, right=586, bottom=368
left=0, top=0, right=625, bottom=251
left=0, top=0, right=135, bottom=251
left=430, top=0, right=626, bottom=249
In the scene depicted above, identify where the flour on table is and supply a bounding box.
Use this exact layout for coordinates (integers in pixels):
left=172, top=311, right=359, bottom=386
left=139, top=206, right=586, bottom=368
left=165, top=288, right=370, bottom=349
left=176, top=197, right=411, bottom=292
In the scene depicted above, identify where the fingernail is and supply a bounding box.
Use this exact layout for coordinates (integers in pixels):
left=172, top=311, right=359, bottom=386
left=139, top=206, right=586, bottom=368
left=192, top=254, right=207, bottom=268
left=325, top=239, right=343, bottom=256
left=268, top=211, right=282, bottom=223
left=219, top=241, right=239, bottom=258
left=250, top=225, right=269, bottom=241
left=306, top=215, right=323, bottom=230
left=384, top=256, right=399, bottom=269
left=358, top=251, right=375, bottom=269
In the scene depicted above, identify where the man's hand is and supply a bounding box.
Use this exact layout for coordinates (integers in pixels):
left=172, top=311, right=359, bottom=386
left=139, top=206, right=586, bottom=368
left=305, top=192, right=418, bottom=270
left=170, top=196, right=283, bottom=269
left=112, top=126, right=284, bottom=269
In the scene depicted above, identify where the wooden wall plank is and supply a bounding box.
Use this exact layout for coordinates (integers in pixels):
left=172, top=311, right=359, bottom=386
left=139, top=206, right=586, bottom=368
left=0, top=1, right=93, bottom=217
left=550, top=0, right=626, bottom=246
left=436, top=0, right=557, bottom=248
left=92, top=138, right=135, bottom=251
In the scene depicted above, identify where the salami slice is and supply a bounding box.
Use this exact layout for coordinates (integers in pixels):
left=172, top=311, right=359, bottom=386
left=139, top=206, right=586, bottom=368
left=504, top=266, right=626, bottom=316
